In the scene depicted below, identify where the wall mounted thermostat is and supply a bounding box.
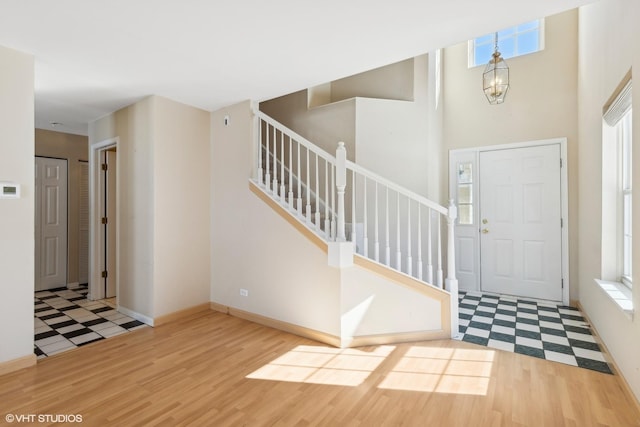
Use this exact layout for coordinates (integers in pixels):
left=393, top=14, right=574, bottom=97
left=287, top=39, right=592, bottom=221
left=0, top=183, right=20, bottom=199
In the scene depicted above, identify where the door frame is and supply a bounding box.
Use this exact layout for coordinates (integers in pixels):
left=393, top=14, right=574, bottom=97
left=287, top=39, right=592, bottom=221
left=449, top=137, right=569, bottom=305
left=89, top=137, right=119, bottom=301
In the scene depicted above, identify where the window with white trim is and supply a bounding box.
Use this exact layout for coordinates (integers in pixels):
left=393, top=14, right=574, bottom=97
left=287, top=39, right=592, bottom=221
left=469, top=19, right=545, bottom=68
left=603, top=77, right=633, bottom=289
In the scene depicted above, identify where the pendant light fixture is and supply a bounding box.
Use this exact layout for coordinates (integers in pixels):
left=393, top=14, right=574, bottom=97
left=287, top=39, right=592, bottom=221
left=483, top=32, right=510, bottom=104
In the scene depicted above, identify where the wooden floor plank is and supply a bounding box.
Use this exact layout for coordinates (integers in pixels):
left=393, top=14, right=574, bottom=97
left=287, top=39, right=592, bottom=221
left=0, top=310, right=639, bottom=426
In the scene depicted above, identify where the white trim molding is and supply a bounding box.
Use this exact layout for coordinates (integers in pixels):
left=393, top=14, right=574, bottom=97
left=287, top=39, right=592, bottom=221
left=118, top=306, right=154, bottom=327
left=594, top=279, right=634, bottom=319
left=88, top=137, right=119, bottom=302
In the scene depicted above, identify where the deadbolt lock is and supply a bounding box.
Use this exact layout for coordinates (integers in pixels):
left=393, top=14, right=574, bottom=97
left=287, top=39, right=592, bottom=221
left=482, top=219, right=488, bottom=224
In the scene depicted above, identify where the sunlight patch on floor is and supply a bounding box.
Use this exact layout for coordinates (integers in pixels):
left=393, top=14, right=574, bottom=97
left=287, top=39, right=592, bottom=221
left=246, top=344, right=395, bottom=387
left=378, top=346, right=495, bottom=395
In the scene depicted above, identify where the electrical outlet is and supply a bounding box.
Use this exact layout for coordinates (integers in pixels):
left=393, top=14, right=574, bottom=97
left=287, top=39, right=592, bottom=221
left=240, top=288, right=249, bottom=297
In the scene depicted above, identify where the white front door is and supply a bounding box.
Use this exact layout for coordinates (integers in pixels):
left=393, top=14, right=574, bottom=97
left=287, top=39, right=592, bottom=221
left=479, top=144, right=562, bottom=301
left=35, top=157, right=68, bottom=291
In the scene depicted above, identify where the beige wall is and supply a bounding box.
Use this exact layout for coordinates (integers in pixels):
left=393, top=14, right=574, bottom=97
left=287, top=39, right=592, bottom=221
left=443, top=9, right=579, bottom=300
left=0, top=45, right=35, bottom=363
left=355, top=55, right=439, bottom=198
left=260, top=90, right=357, bottom=159
left=89, top=95, right=211, bottom=321
left=331, top=58, right=415, bottom=103
left=211, top=101, right=342, bottom=335
left=340, top=265, right=443, bottom=341
left=153, top=97, right=211, bottom=318
left=577, top=0, right=640, bottom=402
left=35, top=129, right=88, bottom=285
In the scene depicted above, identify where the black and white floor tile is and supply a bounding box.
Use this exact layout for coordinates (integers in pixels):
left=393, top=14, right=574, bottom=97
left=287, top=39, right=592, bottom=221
left=457, top=291, right=613, bottom=375
left=34, top=286, right=148, bottom=359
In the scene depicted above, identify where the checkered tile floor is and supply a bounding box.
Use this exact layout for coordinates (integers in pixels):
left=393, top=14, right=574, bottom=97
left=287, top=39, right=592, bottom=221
left=34, top=286, right=148, bottom=359
left=457, top=291, right=613, bottom=374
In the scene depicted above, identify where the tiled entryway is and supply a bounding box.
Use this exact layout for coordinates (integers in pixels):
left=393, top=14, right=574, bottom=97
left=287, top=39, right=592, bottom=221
left=457, top=291, right=613, bottom=374
left=34, top=286, right=148, bottom=358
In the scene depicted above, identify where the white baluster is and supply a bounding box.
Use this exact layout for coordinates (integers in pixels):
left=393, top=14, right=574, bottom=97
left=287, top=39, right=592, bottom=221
left=296, top=142, right=302, bottom=216
left=280, top=131, right=285, bottom=203
left=427, top=209, right=433, bottom=283
left=315, top=154, right=320, bottom=231
left=288, top=136, right=293, bottom=210
left=324, top=161, right=330, bottom=238
left=396, top=192, right=401, bottom=270
left=417, top=205, right=423, bottom=280
left=265, top=124, right=270, bottom=192
left=257, top=118, right=263, bottom=186
left=385, top=187, right=390, bottom=266
left=351, top=170, right=356, bottom=251
left=374, top=181, right=379, bottom=262
left=363, top=177, right=369, bottom=258
left=272, top=127, right=278, bottom=197
left=305, top=148, right=311, bottom=224
left=331, top=166, right=336, bottom=239
left=446, top=199, right=459, bottom=338
left=407, top=198, right=412, bottom=277
left=336, top=142, right=346, bottom=242
left=437, top=214, right=443, bottom=288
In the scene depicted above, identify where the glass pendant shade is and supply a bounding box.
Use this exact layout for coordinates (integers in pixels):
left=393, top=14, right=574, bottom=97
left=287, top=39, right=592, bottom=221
left=482, top=32, right=510, bottom=105
left=483, top=51, right=509, bottom=104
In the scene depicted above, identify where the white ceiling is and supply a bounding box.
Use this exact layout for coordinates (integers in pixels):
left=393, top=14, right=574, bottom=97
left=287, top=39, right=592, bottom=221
left=0, top=0, right=595, bottom=136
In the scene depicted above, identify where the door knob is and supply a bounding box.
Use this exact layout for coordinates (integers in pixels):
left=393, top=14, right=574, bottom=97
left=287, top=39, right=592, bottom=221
left=482, top=228, right=489, bottom=234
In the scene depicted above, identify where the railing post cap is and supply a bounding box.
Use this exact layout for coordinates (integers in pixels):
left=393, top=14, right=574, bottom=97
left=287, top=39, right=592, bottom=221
left=447, top=199, right=458, bottom=220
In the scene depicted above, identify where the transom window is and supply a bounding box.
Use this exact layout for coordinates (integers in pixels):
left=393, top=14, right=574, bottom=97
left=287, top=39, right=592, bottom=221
left=469, top=19, right=545, bottom=67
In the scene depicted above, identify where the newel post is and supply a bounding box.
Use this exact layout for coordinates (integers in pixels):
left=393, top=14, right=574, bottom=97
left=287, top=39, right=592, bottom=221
left=335, top=142, right=347, bottom=242
left=445, top=199, right=460, bottom=338
left=328, top=142, right=353, bottom=268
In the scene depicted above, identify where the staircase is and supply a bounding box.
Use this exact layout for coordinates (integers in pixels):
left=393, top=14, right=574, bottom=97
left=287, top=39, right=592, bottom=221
left=251, top=108, right=459, bottom=340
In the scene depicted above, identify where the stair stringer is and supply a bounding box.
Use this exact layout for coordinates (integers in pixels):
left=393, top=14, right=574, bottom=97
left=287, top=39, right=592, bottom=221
left=249, top=181, right=451, bottom=348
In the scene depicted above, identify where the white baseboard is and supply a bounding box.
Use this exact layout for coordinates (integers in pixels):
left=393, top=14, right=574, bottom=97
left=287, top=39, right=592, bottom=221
left=118, top=306, right=154, bottom=327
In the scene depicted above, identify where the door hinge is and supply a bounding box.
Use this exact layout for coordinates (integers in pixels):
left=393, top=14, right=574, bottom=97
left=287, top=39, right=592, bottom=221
left=561, top=278, right=564, bottom=288
left=101, top=163, right=108, bottom=171
left=101, top=271, right=108, bottom=278
left=560, top=158, right=563, bottom=168
left=561, top=218, right=563, bottom=228
left=101, top=217, right=108, bottom=224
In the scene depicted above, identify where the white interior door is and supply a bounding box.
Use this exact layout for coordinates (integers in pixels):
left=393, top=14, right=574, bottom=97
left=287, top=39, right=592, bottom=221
left=35, top=157, right=68, bottom=291
left=479, top=144, right=562, bottom=301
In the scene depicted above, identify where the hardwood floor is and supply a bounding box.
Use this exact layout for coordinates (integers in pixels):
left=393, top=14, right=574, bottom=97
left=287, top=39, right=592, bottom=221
left=1, top=310, right=639, bottom=426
